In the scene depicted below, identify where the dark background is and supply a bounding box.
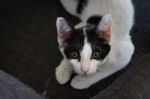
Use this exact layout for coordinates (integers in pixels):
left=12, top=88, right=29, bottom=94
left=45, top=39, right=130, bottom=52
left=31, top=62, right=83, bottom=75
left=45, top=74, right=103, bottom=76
left=0, top=0, right=150, bottom=99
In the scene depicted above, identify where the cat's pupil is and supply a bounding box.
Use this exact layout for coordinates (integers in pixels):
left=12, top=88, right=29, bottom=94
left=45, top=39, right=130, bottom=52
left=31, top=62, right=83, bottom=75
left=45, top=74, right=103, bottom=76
left=70, top=52, right=80, bottom=59
left=91, top=51, right=101, bottom=59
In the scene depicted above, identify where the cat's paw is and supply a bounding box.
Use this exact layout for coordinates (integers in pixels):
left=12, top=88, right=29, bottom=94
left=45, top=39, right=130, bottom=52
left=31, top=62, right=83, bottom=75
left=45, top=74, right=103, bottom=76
left=55, top=65, right=72, bottom=84
left=71, top=75, right=90, bottom=89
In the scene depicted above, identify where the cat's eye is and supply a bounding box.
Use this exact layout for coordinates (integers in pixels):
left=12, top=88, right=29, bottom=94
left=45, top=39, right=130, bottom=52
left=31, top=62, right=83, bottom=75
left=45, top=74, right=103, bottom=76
left=70, top=52, right=80, bottom=59
left=91, top=51, right=101, bottom=59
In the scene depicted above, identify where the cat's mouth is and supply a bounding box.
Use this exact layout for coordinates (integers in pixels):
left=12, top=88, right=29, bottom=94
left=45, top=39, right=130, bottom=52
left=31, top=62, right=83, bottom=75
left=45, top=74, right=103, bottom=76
left=77, top=69, right=100, bottom=75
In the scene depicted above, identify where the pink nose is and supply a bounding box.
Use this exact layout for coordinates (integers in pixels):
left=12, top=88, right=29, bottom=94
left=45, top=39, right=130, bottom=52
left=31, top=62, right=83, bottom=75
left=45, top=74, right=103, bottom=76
left=81, top=61, right=90, bottom=73
left=81, top=67, right=89, bottom=73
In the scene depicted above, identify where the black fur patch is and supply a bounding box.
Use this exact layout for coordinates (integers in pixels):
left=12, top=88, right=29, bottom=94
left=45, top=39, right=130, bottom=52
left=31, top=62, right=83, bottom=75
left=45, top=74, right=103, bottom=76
left=87, top=16, right=102, bottom=25
left=64, top=28, right=84, bottom=60
left=85, top=25, right=111, bottom=60
left=77, top=0, right=88, bottom=14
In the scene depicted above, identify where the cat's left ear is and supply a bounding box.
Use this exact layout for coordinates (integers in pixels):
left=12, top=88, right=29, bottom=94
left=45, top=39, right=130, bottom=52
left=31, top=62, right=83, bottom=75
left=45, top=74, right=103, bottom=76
left=56, top=17, right=72, bottom=46
left=97, top=15, right=112, bottom=43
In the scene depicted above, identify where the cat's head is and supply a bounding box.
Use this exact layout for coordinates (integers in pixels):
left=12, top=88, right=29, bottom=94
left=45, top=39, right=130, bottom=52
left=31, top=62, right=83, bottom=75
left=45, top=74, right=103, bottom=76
left=56, top=15, right=112, bottom=75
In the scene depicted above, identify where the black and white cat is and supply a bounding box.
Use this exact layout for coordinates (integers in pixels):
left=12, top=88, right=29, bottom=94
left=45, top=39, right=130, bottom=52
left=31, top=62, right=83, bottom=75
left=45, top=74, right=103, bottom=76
left=55, top=0, right=134, bottom=89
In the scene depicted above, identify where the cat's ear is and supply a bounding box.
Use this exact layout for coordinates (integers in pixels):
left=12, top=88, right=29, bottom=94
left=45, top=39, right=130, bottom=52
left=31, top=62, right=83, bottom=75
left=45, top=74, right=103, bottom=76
left=97, top=15, right=112, bottom=43
left=56, top=17, right=72, bottom=45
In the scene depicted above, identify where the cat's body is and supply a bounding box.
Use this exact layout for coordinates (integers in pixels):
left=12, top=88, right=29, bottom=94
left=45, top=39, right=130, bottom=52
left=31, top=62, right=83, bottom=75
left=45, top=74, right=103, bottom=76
left=55, top=0, right=134, bottom=89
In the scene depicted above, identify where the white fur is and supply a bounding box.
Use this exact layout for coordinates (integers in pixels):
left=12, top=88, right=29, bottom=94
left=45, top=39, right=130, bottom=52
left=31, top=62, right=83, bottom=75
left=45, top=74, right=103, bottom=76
left=56, top=0, right=135, bottom=89
left=55, top=59, right=72, bottom=84
left=60, top=0, right=79, bottom=17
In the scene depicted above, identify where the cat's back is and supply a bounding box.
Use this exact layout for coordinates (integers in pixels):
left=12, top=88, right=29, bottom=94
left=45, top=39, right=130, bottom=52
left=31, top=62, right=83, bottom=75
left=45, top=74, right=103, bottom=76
left=60, top=0, right=134, bottom=38
left=80, top=0, right=133, bottom=21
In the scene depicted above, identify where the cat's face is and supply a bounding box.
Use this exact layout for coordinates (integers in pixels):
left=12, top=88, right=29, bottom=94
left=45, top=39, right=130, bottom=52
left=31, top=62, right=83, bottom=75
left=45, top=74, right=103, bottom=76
left=56, top=15, right=112, bottom=75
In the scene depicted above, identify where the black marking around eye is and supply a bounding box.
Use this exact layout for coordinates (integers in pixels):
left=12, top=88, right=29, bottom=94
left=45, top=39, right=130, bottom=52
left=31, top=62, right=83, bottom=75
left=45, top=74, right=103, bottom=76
left=77, top=0, right=88, bottom=14
left=64, top=28, right=84, bottom=60
left=85, top=25, right=111, bottom=60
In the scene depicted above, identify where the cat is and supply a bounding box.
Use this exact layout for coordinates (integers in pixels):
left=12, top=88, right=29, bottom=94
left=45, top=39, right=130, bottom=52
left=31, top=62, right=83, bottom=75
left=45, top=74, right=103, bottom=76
left=55, top=0, right=135, bottom=89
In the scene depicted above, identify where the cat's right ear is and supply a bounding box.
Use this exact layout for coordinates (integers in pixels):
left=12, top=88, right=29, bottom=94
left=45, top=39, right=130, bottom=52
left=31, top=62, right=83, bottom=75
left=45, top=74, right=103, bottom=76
left=97, top=15, right=112, bottom=43
left=56, top=17, right=72, bottom=46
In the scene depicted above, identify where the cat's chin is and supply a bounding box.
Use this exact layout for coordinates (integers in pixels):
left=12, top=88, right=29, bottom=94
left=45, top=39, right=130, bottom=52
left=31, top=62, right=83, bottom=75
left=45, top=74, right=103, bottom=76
left=75, top=70, right=97, bottom=76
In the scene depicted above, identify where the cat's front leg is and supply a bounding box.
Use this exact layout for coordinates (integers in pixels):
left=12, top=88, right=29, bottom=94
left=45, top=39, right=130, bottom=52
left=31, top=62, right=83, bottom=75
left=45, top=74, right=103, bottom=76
left=55, top=59, right=72, bottom=84
left=71, top=75, right=91, bottom=89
